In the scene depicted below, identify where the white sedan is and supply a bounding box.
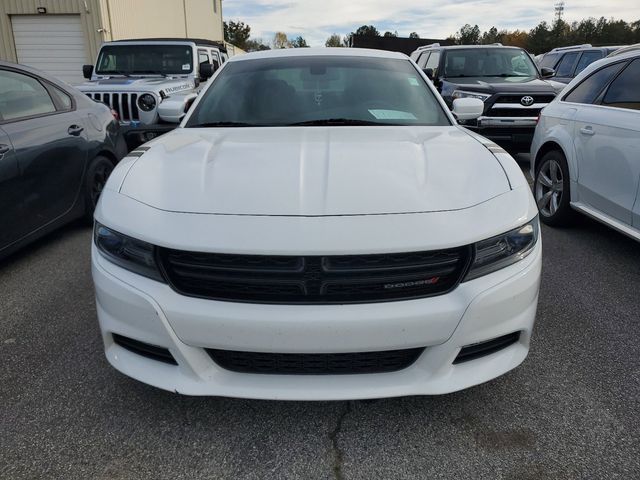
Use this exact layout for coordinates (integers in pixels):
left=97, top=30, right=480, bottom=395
left=531, top=50, right=640, bottom=240
left=92, top=48, right=541, bottom=400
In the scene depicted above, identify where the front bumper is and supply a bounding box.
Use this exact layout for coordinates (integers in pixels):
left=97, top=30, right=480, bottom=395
left=91, top=237, right=541, bottom=400
left=461, top=117, right=537, bottom=152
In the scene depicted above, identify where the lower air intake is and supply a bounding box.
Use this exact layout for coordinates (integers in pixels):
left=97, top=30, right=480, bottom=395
left=453, top=332, right=521, bottom=364
left=112, top=334, right=177, bottom=365
left=207, top=347, right=425, bottom=375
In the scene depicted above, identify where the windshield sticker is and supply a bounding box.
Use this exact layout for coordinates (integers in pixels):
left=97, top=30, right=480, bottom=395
left=182, top=64, right=190, bottom=70
left=408, top=77, right=420, bottom=86
left=369, top=110, right=417, bottom=120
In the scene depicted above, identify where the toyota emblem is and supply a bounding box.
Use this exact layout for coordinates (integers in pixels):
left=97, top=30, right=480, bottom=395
left=521, top=96, right=535, bottom=107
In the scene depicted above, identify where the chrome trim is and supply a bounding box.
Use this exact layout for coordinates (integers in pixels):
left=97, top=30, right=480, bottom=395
left=477, top=116, right=538, bottom=127
left=490, top=103, right=548, bottom=109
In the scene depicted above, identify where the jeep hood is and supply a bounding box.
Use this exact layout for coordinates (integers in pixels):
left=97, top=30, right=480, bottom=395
left=78, top=77, right=195, bottom=96
left=118, top=126, right=511, bottom=216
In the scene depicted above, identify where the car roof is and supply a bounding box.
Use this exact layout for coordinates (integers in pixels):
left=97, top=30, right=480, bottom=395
left=109, top=38, right=226, bottom=50
left=229, top=47, right=408, bottom=62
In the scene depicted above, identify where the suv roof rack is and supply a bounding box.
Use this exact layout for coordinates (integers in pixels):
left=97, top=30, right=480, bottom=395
left=550, top=44, right=592, bottom=52
left=607, top=43, right=640, bottom=57
left=416, top=43, right=440, bottom=51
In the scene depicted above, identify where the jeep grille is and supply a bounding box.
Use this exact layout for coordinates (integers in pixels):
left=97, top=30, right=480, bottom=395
left=86, top=92, right=140, bottom=122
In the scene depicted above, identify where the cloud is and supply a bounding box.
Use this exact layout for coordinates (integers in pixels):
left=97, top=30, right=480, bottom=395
left=223, top=0, right=640, bottom=46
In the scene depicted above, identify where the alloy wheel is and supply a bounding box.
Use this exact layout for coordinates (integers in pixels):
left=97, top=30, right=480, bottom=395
left=535, top=158, right=564, bottom=217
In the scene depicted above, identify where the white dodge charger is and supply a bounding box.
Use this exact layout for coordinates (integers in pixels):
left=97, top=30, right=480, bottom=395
left=92, top=48, right=541, bottom=400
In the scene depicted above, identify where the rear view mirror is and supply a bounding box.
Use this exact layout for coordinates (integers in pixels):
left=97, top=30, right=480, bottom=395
left=540, top=67, right=555, bottom=78
left=423, top=68, right=434, bottom=80
left=452, top=98, right=484, bottom=121
left=82, top=65, right=94, bottom=79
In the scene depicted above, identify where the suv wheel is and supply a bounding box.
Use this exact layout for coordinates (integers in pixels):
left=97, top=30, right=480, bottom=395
left=534, top=150, right=573, bottom=226
left=83, top=155, right=114, bottom=224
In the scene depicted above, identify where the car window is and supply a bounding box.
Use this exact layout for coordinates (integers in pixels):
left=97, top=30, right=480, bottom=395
left=187, top=56, right=451, bottom=127
left=0, top=69, right=56, bottom=121
left=563, top=62, right=626, bottom=104
left=417, top=52, right=430, bottom=68
left=540, top=52, right=559, bottom=69
left=443, top=48, right=537, bottom=77
left=601, top=59, right=640, bottom=111
left=425, top=52, right=440, bottom=72
left=555, top=52, right=579, bottom=77
left=198, top=50, right=210, bottom=68
left=574, top=51, right=603, bottom=75
left=48, top=84, right=73, bottom=110
left=96, top=44, right=193, bottom=75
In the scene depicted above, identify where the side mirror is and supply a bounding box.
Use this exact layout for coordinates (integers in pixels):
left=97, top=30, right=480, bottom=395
left=199, top=63, right=215, bottom=81
left=423, top=68, right=434, bottom=80
left=83, top=65, right=94, bottom=79
left=452, top=98, right=484, bottom=121
left=540, top=67, right=555, bottom=78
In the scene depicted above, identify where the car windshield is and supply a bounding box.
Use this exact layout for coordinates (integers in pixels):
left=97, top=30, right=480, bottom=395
left=186, top=56, right=451, bottom=127
left=444, top=48, right=538, bottom=78
left=95, top=45, right=193, bottom=75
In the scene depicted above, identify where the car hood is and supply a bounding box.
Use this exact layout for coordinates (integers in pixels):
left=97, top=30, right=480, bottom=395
left=78, top=77, right=195, bottom=95
left=118, top=126, right=511, bottom=216
left=443, top=76, right=558, bottom=94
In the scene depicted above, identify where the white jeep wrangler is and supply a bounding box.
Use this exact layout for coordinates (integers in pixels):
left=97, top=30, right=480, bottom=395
left=79, top=38, right=226, bottom=146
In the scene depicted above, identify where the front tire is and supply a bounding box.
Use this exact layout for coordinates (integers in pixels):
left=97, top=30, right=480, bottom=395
left=534, top=150, right=573, bottom=226
left=83, top=155, right=114, bottom=224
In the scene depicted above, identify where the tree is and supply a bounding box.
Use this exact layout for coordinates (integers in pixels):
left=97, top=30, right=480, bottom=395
left=501, top=30, right=528, bottom=48
left=455, top=24, right=481, bottom=45
left=409, top=32, right=420, bottom=39
left=244, top=39, right=270, bottom=52
left=325, top=34, right=343, bottom=47
left=481, top=26, right=502, bottom=45
left=272, top=32, right=290, bottom=49
left=290, top=36, right=309, bottom=48
left=223, top=21, right=251, bottom=50
left=354, top=25, right=380, bottom=37
left=383, top=31, right=398, bottom=37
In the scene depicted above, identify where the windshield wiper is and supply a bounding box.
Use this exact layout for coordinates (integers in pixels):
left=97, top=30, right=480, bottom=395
left=131, top=70, right=167, bottom=77
left=288, top=118, right=395, bottom=126
left=478, top=73, right=531, bottom=77
left=99, top=70, right=131, bottom=77
left=187, top=121, right=259, bottom=128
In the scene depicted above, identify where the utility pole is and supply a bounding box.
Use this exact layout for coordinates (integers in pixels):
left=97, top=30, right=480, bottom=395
left=554, top=1, right=565, bottom=23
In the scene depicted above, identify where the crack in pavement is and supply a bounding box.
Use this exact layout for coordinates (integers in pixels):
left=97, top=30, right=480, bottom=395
left=329, top=401, right=352, bottom=480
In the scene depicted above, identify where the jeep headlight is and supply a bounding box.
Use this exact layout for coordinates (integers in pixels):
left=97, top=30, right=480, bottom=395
left=94, top=223, right=164, bottom=282
left=452, top=90, right=491, bottom=102
left=138, top=93, right=157, bottom=112
left=464, top=217, right=539, bottom=281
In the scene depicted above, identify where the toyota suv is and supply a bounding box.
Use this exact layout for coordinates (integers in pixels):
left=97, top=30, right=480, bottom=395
left=411, top=44, right=564, bottom=152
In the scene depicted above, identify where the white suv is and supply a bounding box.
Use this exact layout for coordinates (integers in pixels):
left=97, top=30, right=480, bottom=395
left=531, top=50, right=640, bottom=241
left=92, top=48, right=541, bottom=400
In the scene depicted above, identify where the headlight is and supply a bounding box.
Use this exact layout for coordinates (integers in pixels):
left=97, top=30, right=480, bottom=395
left=464, top=217, right=539, bottom=281
left=137, top=93, right=157, bottom=112
left=452, top=90, right=491, bottom=102
left=94, top=223, right=164, bottom=282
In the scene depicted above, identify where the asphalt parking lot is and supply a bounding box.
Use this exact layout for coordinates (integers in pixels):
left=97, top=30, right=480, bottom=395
left=1, top=164, right=639, bottom=480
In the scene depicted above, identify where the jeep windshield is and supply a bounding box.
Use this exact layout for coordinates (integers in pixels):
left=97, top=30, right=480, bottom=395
left=186, top=56, right=451, bottom=127
left=95, top=45, right=193, bottom=76
left=444, top=48, right=538, bottom=78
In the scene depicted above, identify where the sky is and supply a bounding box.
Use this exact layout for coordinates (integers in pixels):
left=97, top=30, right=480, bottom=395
left=223, top=0, right=640, bottom=47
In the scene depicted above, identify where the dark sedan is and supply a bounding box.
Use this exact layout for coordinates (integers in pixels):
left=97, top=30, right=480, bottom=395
left=0, top=61, right=127, bottom=261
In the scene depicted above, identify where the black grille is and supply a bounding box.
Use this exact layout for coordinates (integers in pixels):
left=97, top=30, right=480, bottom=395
left=453, top=332, right=521, bottom=364
left=112, top=334, right=177, bottom=365
left=487, top=108, right=542, bottom=117
left=493, top=94, right=555, bottom=104
left=158, top=247, right=471, bottom=304
left=207, top=347, right=425, bottom=375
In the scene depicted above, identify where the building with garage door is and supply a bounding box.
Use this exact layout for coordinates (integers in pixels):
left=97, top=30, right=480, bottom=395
left=0, top=0, right=224, bottom=85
